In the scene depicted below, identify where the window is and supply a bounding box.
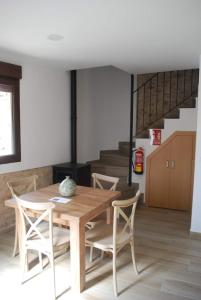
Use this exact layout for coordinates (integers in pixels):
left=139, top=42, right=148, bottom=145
left=0, top=62, right=21, bottom=164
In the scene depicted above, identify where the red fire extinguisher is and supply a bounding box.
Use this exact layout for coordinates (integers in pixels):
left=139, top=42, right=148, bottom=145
left=133, top=147, right=144, bottom=174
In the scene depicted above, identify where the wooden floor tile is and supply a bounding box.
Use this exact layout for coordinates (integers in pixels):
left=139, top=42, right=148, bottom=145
left=0, top=207, right=201, bottom=300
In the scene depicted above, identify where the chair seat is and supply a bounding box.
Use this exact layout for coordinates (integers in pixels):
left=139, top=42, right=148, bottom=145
left=34, top=220, right=49, bottom=230
left=86, top=218, right=105, bottom=229
left=26, top=226, right=70, bottom=253
left=86, top=223, right=131, bottom=250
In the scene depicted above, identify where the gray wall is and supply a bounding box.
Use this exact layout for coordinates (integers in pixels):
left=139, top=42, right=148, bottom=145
left=77, top=66, right=135, bottom=163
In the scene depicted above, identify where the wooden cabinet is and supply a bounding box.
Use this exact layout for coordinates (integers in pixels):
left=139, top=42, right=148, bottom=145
left=146, top=131, right=195, bottom=211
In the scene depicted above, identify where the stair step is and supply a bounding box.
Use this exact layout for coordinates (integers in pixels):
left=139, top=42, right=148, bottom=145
left=90, top=179, right=138, bottom=199
left=165, top=108, right=180, bottom=119
left=150, top=119, right=164, bottom=129
left=88, top=159, right=139, bottom=199
left=89, top=160, right=129, bottom=178
left=117, top=182, right=139, bottom=199
left=135, top=130, right=149, bottom=139
left=178, top=97, right=196, bottom=109
left=119, top=141, right=135, bottom=156
left=119, top=141, right=135, bottom=147
left=100, top=150, right=129, bottom=167
left=136, top=119, right=164, bottom=138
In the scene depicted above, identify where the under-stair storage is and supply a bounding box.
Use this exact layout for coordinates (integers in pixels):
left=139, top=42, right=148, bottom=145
left=145, top=131, right=195, bottom=211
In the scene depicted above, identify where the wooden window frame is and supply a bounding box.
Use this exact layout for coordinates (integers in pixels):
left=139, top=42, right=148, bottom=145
left=0, top=61, right=22, bottom=164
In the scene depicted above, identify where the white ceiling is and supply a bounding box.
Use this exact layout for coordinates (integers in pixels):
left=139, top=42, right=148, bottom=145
left=0, top=0, right=200, bottom=74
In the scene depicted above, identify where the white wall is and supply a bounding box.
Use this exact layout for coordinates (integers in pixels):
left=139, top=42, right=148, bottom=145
left=191, top=58, right=201, bottom=233
left=77, top=66, right=132, bottom=163
left=0, top=49, right=70, bottom=174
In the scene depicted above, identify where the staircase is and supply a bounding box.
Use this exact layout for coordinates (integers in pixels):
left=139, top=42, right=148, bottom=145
left=88, top=98, right=197, bottom=200
left=88, top=142, right=139, bottom=199
left=89, top=69, right=199, bottom=200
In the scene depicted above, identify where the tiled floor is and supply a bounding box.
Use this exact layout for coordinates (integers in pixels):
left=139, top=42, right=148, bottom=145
left=1, top=207, right=201, bottom=300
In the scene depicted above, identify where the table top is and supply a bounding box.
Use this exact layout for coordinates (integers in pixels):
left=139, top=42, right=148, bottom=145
left=5, top=184, right=121, bottom=224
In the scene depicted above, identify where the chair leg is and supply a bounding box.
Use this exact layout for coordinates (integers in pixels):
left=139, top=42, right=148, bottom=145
left=49, top=253, right=56, bottom=300
left=12, top=224, right=18, bottom=257
left=117, top=210, right=120, bottom=224
left=100, top=250, right=104, bottom=260
left=112, top=250, right=118, bottom=297
left=38, top=251, right=43, bottom=272
left=89, top=246, right=94, bottom=263
left=130, top=240, right=138, bottom=275
left=89, top=247, right=104, bottom=264
left=12, top=210, right=19, bottom=257
left=20, top=248, right=28, bottom=283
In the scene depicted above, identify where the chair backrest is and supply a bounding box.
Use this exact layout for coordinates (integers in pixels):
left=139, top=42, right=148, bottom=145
left=15, top=195, right=55, bottom=247
left=92, top=173, right=119, bottom=191
left=7, top=175, right=38, bottom=197
left=112, top=190, right=141, bottom=247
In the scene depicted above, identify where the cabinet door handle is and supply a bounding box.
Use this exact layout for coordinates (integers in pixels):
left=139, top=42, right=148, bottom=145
left=166, top=160, right=169, bottom=168
left=171, top=160, right=175, bottom=168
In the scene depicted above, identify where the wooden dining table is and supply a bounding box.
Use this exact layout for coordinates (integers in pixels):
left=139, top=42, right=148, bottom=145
left=5, top=183, right=121, bottom=293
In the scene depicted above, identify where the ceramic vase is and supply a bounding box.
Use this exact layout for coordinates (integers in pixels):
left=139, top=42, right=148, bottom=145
left=59, top=176, right=76, bottom=197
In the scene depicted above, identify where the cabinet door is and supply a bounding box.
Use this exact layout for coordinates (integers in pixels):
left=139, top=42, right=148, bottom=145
left=169, top=134, right=195, bottom=210
left=147, top=143, right=171, bottom=208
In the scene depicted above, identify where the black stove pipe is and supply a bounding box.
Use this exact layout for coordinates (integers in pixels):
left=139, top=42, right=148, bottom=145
left=70, top=70, right=77, bottom=164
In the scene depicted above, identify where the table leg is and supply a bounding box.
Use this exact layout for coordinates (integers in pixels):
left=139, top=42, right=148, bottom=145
left=106, top=207, right=113, bottom=224
left=12, top=208, right=19, bottom=257
left=15, top=208, right=23, bottom=264
left=70, top=220, right=86, bottom=293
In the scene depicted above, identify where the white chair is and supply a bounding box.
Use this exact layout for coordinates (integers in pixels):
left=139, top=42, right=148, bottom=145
left=7, top=175, right=38, bottom=257
left=86, top=190, right=140, bottom=297
left=92, top=173, right=119, bottom=191
left=86, top=173, right=120, bottom=230
left=15, top=195, right=70, bottom=300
